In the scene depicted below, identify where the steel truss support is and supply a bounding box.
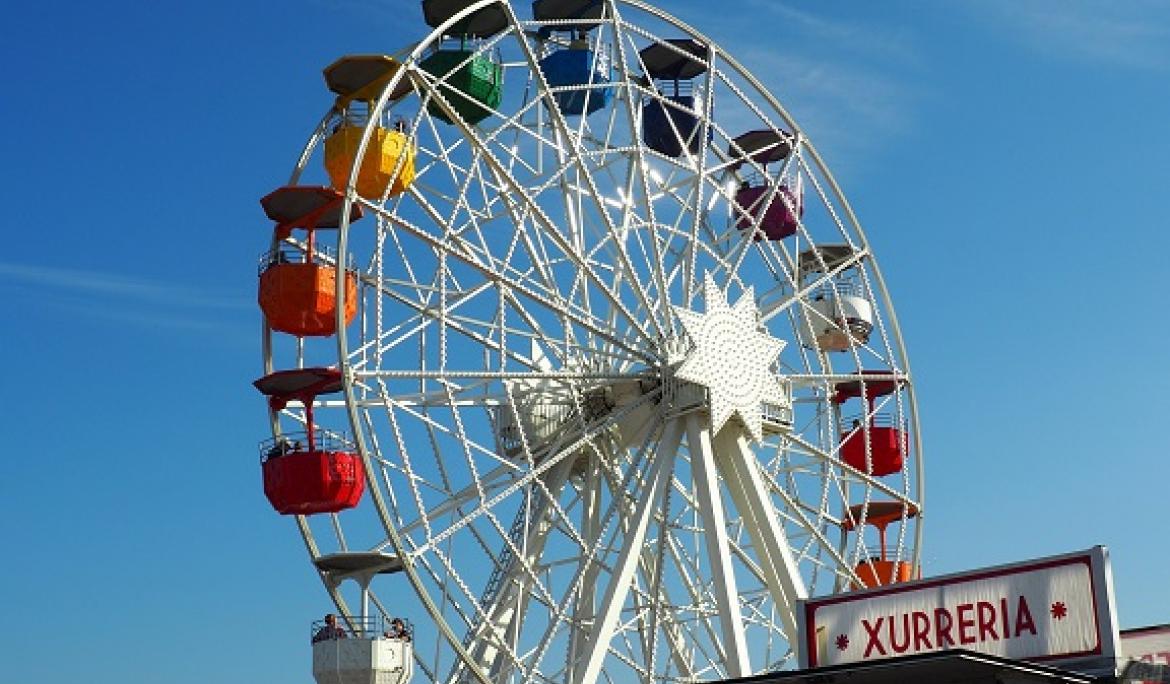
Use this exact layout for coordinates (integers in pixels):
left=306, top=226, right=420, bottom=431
left=713, top=427, right=807, bottom=645
left=573, top=417, right=684, bottom=684
left=567, top=453, right=602, bottom=683
left=467, top=455, right=577, bottom=679
left=686, top=414, right=750, bottom=676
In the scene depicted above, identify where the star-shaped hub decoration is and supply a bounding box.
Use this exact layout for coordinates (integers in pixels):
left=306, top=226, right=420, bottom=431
left=674, top=275, right=788, bottom=442
left=1051, top=601, right=1067, bottom=620
left=835, top=634, right=850, bottom=651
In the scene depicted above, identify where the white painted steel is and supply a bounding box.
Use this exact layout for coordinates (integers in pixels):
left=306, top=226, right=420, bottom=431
left=712, top=427, right=807, bottom=644
left=686, top=413, right=750, bottom=677
left=261, top=1, right=925, bottom=684
left=573, top=418, right=682, bottom=684
left=313, top=639, right=414, bottom=684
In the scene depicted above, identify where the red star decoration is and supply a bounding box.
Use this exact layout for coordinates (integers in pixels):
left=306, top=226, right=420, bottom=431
left=836, top=634, right=850, bottom=651
left=1051, top=601, right=1068, bottom=620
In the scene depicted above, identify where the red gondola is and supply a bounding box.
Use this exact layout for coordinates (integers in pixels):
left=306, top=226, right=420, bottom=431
left=835, top=371, right=906, bottom=477
left=254, top=367, right=365, bottom=515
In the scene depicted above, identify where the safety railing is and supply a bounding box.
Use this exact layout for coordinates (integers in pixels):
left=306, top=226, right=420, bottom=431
left=258, top=430, right=354, bottom=462
left=840, top=413, right=901, bottom=432
left=257, top=244, right=355, bottom=275
left=811, top=279, right=863, bottom=300
left=310, top=615, right=414, bottom=642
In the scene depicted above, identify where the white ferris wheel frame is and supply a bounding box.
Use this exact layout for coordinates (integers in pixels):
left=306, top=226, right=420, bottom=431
left=264, top=2, right=926, bottom=684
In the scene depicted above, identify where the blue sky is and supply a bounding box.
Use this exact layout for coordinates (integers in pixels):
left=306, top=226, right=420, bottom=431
left=2, top=1, right=1168, bottom=682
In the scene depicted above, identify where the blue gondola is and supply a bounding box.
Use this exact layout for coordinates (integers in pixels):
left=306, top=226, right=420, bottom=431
left=534, top=0, right=612, bottom=117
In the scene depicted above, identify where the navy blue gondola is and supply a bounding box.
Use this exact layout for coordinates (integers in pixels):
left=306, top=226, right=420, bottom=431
left=643, top=89, right=703, bottom=158
left=639, top=39, right=712, bottom=158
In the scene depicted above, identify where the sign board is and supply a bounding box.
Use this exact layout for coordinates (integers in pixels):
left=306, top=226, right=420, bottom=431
left=798, top=546, right=1120, bottom=673
left=1123, top=625, right=1170, bottom=665
left=1121, top=626, right=1170, bottom=683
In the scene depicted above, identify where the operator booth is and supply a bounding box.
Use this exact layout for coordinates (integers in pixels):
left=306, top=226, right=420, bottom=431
left=310, top=552, right=413, bottom=684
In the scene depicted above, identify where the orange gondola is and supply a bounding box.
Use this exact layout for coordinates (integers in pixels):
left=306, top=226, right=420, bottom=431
left=842, top=501, right=919, bottom=589
left=257, top=186, right=362, bottom=337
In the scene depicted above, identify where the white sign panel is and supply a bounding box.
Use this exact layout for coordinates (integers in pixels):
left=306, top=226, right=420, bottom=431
left=1122, top=626, right=1170, bottom=683
left=799, top=547, right=1119, bottom=669
left=1123, top=626, right=1170, bottom=664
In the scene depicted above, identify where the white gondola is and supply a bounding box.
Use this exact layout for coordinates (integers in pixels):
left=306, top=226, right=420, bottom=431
left=797, top=245, right=875, bottom=352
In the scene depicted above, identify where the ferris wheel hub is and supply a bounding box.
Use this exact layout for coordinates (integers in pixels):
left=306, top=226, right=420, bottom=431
left=673, top=275, right=790, bottom=442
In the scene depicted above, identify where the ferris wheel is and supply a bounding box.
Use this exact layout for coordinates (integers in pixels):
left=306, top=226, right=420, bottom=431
left=253, top=1, right=923, bottom=684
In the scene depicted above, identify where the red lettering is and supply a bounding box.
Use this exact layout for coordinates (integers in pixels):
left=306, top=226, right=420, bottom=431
left=890, top=613, right=911, bottom=653
left=863, top=617, right=886, bottom=658
left=957, top=603, right=977, bottom=645
left=1158, top=652, right=1170, bottom=664
left=912, top=611, right=932, bottom=651
left=1015, top=595, right=1037, bottom=637
left=1000, top=597, right=1010, bottom=639
left=1139, top=654, right=1155, bottom=684
left=934, top=607, right=955, bottom=647
left=977, top=601, right=998, bottom=642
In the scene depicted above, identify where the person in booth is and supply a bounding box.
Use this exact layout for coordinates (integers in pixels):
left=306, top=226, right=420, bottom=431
left=312, top=613, right=348, bottom=643
left=267, top=438, right=294, bottom=460
left=384, top=617, right=411, bottom=642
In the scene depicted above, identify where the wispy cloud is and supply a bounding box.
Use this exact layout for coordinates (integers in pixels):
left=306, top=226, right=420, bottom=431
left=736, top=46, right=912, bottom=149
left=0, top=261, right=253, bottom=335
left=675, top=1, right=920, bottom=170
left=0, top=262, right=250, bottom=311
left=736, top=0, right=920, bottom=65
left=962, top=0, right=1170, bottom=70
